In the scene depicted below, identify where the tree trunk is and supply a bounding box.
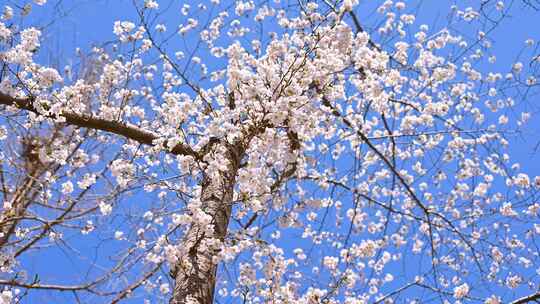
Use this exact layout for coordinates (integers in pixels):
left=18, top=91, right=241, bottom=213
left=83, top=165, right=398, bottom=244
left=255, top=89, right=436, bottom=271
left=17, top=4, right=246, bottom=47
left=0, top=164, right=44, bottom=249
left=0, top=177, right=37, bottom=248
left=170, top=146, right=241, bottom=304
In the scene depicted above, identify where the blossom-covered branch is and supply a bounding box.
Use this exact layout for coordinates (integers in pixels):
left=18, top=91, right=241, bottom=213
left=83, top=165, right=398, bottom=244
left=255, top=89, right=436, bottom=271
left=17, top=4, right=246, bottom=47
left=0, top=92, right=198, bottom=157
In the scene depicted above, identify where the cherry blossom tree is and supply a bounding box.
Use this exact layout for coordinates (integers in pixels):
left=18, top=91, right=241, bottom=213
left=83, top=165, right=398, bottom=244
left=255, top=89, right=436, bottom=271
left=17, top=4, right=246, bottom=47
left=1, top=0, right=540, bottom=303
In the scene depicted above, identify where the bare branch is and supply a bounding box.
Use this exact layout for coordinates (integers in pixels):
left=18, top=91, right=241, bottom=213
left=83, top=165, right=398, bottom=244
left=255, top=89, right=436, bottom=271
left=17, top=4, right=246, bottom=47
left=510, top=292, right=540, bottom=304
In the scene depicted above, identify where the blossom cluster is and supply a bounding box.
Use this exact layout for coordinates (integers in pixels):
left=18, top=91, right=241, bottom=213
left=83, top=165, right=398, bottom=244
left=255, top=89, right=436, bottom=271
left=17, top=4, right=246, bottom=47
left=0, top=0, right=539, bottom=303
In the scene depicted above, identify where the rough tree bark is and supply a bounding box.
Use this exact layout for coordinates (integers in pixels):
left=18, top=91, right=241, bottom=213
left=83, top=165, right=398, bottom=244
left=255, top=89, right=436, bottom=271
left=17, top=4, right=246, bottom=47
left=169, top=144, right=242, bottom=304
left=169, top=170, right=235, bottom=303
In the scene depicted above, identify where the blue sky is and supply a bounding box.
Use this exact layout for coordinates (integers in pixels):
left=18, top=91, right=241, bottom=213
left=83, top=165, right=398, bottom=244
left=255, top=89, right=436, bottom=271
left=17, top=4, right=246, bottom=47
left=7, top=0, right=540, bottom=303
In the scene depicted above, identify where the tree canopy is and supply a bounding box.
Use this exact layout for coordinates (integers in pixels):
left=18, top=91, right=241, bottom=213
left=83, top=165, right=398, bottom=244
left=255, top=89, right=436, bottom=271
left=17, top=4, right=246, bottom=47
left=0, top=0, right=540, bottom=303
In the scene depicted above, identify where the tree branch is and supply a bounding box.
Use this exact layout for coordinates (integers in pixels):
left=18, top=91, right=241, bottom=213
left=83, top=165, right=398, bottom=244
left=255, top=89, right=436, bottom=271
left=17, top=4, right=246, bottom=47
left=0, top=93, right=198, bottom=157
left=510, top=292, right=540, bottom=304
left=0, top=279, right=110, bottom=295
